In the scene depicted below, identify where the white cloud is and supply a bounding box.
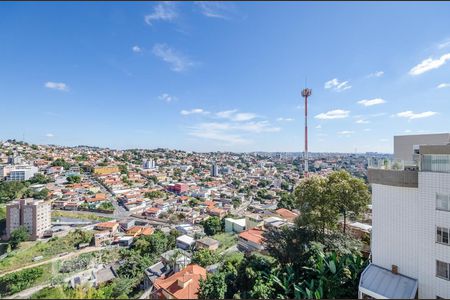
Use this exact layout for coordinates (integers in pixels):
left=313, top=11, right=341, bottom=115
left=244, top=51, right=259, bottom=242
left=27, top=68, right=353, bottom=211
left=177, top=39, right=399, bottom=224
left=315, top=109, right=350, bottom=120
left=337, top=130, right=354, bottom=136
left=216, top=110, right=257, bottom=122
left=277, top=117, right=294, bottom=122
left=379, top=138, right=389, bottom=142
left=45, top=81, right=69, bottom=91
left=367, top=71, right=384, bottom=78
left=363, top=128, right=372, bottom=132
left=404, top=129, right=412, bottom=133
left=194, top=2, right=238, bottom=19
left=145, top=2, right=177, bottom=25
left=409, top=53, right=450, bottom=75
left=357, top=98, right=386, bottom=107
left=152, top=43, right=194, bottom=72
left=132, top=46, right=142, bottom=53
left=158, top=93, right=176, bottom=103
left=180, top=108, right=209, bottom=115
left=315, top=125, right=322, bottom=129
left=324, top=78, right=352, bottom=92
left=396, top=110, right=437, bottom=120
left=188, top=120, right=279, bottom=145
left=46, top=133, right=54, bottom=138
left=356, top=119, right=370, bottom=124
left=438, top=40, right=450, bottom=49
left=437, top=83, right=450, bottom=89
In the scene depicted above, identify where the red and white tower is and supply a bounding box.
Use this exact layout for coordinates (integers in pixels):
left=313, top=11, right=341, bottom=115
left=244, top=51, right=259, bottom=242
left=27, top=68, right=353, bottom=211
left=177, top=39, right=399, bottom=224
left=301, top=88, right=312, bottom=177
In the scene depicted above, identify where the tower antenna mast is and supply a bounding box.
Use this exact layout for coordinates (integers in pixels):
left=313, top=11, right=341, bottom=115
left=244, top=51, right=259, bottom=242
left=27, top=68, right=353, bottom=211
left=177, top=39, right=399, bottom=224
left=301, top=86, right=312, bottom=177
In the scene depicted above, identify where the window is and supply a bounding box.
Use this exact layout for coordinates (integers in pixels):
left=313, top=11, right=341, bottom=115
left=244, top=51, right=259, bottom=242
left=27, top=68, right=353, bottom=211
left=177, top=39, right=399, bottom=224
left=437, top=227, right=449, bottom=245
left=423, top=155, right=450, bottom=173
left=436, top=193, right=450, bottom=211
left=436, top=260, right=450, bottom=280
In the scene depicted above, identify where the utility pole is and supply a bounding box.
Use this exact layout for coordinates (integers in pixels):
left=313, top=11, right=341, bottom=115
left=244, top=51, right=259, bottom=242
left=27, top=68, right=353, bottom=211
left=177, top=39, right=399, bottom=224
left=301, top=88, right=312, bottom=177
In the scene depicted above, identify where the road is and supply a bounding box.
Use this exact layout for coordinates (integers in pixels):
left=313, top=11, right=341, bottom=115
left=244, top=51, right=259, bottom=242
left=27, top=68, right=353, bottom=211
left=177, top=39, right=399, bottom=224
left=0, top=246, right=102, bottom=278
left=86, top=175, right=131, bottom=218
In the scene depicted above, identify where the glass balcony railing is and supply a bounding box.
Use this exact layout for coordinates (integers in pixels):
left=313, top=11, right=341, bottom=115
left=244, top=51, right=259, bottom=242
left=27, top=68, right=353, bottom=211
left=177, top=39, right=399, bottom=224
left=367, top=158, right=418, bottom=171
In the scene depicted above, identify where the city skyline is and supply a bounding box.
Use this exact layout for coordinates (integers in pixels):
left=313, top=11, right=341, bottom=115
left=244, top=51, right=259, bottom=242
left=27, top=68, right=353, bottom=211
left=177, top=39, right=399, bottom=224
left=2, top=2, right=450, bottom=153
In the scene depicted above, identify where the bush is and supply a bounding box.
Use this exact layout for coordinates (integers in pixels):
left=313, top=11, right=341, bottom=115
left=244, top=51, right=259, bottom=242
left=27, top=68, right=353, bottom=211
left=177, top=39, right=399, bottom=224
left=0, top=267, right=44, bottom=296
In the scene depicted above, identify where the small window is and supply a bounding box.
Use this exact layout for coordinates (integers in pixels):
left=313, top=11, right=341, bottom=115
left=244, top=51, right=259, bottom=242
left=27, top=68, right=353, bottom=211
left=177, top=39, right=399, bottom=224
left=437, top=227, right=450, bottom=245
left=436, top=193, right=450, bottom=211
left=436, top=260, right=450, bottom=280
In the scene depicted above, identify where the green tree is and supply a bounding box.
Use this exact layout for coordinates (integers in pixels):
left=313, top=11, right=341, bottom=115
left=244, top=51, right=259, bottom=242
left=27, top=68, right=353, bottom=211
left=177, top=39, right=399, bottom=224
left=198, top=272, right=227, bottom=299
left=9, top=226, right=29, bottom=249
left=51, top=158, right=71, bottom=170
left=0, top=181, right=28, bottom=203
left=33, top=188, right=50, bottom=200
left=294, top=175, right=339, bottom=238
left=192, top=249, right=220, bottom=267
left=202, top=216, right=222, bottom=236
left=28, top=173, right=50, bottom=184
left=326, top=170, right=370, bottom=233
left=277, top=192, right=295, bottom=210
left=66, top=175, right=81, bottom=184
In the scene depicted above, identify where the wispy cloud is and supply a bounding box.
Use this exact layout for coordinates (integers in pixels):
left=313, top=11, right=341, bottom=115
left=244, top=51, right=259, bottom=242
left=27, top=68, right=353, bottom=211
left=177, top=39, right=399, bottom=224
left=45, top=81, right=69, bottom=91
left=367, top=71, right=384, bottom=78
left=315, top=109, right=350, bottom=120
left=216, top=110, right=257, bottom=122
left=315, top=125, right=322, bottom=129
left=132, top=45, right=142, bottom=53
left=277, top=117, right=295, bottom=122
left=194, top=2, right=237, bottom=20
left=363, top=128, right=372, bottom=132
left=188, top=121, right=279, bottom=145
left=46, top=133, right=54, bottom=138
left=324, top=78, right=351, bottom=92
left=158, top=93, right=177, bottom=103
left=145, top=2, right=177, bottom=25
left=437, top=83, right=450, bottom=89
left=356, top=119, right=370, bottom=124
left=438, top=40, right=450, bottom=49
left=337, top=130, right=354, bottom=137
left=357, top=98, right=386, bottom=107
left=152, top=43, right=194, bottom=72
left=396, top=110, right=437, bottom=120
left=409, top=53, right=450, bottom=75
left=181, top=108, right=209, bottom=116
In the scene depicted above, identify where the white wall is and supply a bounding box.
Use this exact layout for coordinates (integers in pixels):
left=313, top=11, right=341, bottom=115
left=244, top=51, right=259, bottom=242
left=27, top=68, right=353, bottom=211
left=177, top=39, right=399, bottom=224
left=418, top=172, right=450, bottom=299
left=371, top=184, right=419, bottom=279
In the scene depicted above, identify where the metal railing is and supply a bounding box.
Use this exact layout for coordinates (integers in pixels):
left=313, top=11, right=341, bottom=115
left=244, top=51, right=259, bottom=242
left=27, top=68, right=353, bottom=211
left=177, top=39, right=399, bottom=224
left=367, top=158, right=418, bottom=171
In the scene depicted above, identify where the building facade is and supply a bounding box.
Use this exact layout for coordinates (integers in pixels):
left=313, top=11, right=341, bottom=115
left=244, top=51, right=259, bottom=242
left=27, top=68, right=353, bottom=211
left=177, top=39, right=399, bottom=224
left=6, top=198, right=51, bottom=240
left=360, top=134, right=450, bottom=299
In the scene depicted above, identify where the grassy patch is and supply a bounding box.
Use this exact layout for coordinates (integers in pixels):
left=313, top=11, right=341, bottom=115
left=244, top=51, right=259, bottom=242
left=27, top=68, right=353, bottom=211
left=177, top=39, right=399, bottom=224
left=212, top=232, right=238, bottom=252
left=52, top=210, right=113, bottom=222
left=0, top=263, right=53, bottom=296
left=0, top=230, right=94, bottom=274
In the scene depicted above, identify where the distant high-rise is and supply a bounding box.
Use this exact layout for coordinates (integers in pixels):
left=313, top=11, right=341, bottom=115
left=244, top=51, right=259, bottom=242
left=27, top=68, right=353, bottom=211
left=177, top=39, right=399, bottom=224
left=359, top=133, right=450, bottom=299
left=144, top=159, right=156, bottom=170
left=6, top=198, right=51, bottom=240
left=211, top=163, right=219, bottom=177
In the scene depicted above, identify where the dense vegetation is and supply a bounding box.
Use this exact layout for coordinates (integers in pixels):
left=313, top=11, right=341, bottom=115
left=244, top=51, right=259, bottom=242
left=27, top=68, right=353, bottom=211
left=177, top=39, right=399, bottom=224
left=198, top=170, right=370, bottom=299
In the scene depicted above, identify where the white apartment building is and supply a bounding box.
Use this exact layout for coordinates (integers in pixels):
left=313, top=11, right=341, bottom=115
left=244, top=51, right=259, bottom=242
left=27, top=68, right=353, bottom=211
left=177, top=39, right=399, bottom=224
left=359, top=133, right=450, bottom=299
left=2, top=165, right=38, bottom=181
left=6, top=198, right=51, bottom=240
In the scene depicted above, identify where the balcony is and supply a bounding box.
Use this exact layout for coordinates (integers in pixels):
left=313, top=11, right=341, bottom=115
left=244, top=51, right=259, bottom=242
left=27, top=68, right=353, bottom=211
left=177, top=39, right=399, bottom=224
left=368, top=158, right=418, bottom=188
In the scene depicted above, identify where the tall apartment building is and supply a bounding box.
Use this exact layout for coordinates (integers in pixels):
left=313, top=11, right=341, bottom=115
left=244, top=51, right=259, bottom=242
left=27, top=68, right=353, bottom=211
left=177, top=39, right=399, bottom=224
left=143, top=159, right=156, bottom=170
left=210, top=163, right=219, bottom=177
left=359, top=133, right=450, bottom=299
left=6, top=198, right=51, bottom=240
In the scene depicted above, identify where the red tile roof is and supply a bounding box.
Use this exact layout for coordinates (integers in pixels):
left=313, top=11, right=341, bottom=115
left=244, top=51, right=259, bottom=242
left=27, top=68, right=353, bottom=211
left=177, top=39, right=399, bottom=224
left=153, top=264, right=207, bottom=299
left=239, top=228, right=265, bottom=245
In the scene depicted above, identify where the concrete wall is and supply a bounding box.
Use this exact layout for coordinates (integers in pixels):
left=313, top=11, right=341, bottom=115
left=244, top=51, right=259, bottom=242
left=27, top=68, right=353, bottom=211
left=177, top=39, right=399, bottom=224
left=394, top=134, right=450, bottom=161
left=368, top=169, right=418, bottom=188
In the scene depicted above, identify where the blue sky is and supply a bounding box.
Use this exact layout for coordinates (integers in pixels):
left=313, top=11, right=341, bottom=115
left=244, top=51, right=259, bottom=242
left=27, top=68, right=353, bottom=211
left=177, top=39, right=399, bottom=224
left=1, top=1, right=450, bottom=153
